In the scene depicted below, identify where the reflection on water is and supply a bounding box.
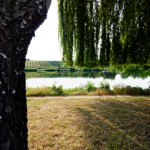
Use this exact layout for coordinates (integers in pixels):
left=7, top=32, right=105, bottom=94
left=26, top=71, right=117, bottom=79
left=26, top=71, right=150, bottom=89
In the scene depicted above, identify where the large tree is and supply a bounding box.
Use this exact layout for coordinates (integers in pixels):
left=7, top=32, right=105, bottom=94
left=58, top=0, right=150, bottom=68
left=0, top=0, right=51, bottom=149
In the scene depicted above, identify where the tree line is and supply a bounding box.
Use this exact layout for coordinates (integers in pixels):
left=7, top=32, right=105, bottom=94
left=57, top=0, right=150, bottom=68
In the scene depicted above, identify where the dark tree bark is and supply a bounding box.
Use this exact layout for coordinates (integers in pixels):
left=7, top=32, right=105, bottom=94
left=0, top=0, right=51, bottom=149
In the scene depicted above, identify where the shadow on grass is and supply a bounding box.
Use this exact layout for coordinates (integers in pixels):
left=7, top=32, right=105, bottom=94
left=76, top=98, right=150, bottom=150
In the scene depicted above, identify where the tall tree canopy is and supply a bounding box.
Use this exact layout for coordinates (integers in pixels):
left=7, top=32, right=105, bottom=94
left=57, top=0, right=150, bottom=68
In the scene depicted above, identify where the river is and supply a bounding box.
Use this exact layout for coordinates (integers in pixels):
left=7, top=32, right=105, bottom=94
left=26, top=71, right=150, bottom=89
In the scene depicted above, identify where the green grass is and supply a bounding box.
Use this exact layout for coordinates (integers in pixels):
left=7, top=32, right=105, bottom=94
left=28, top=96, right=150, bottom=150
left=26, top=86, right=64, bottom=96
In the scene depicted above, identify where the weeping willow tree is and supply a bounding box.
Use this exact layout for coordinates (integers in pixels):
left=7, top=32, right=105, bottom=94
left=57, top=0, right=150, bottom=68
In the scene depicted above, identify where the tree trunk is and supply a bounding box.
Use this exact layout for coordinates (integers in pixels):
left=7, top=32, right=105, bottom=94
left=0, top=1, right=51, bottom=149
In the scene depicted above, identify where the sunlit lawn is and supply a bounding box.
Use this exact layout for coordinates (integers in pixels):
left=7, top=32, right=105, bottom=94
left=28, top=96, right=150, bottom=150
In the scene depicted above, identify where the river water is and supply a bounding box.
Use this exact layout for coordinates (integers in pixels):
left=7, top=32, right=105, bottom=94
left=26, top=71, right=150, bottom=89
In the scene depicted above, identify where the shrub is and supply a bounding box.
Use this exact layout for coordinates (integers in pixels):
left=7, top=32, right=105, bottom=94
left=52, top=83, right=57, bottom=91
left=113, top=85, right=146, bottom=95
left=52, top=83, right=64, bottom=95
left=144, top=88, right=150, bottom=95
left=99, top=81, right=110, bottom=90
left=113, top=85, right=125, bottom=95
left=84, top=81, right=97, bottom=92
left=55, top=85, right=63, bottom=95
left=124, top=86, right=144, bottom=95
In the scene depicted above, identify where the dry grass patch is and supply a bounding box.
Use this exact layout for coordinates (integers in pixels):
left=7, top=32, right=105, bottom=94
left=28, top=96, right=150, bottom=150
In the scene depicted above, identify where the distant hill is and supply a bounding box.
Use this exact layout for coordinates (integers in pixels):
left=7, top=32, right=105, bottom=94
left=25, top=60, right=61, bottom=67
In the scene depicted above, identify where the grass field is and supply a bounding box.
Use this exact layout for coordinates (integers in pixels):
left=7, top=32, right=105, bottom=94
left=28, top=96, right=150, bottom=150
left=26, top=60, right=61, bottom=67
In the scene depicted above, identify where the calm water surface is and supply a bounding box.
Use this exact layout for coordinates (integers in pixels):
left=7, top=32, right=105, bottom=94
left=26, top=72, right=150, bottom=89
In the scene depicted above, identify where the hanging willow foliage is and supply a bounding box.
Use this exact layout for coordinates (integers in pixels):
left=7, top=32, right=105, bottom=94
left=57, top=0, right=150, bottom=68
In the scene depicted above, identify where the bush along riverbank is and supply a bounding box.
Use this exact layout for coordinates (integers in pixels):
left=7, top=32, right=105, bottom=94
left=26, top=81, right=150, bottom=96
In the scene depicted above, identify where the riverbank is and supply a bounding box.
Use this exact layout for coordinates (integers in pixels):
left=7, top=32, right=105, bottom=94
left=25, top=61, right=150, bottom=76
left=28, top=96, right=150, bottom=149
left=26, top=82, right=150, bottom=96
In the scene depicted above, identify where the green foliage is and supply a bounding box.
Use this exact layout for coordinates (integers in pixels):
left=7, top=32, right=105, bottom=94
left=84, top=81, right=97, bottom=92
left=99, top=81, right=110, bottom=90
left=112, top=85, right=150, bottom=95
left=121, top=65, right=150, bottom=79
left=58, top=0, right=99, bottom=67
left=58, top=0, right=150, bottom=68
left=26, top=84, right=150, bottom=96
left=52, top=83, right=64, bottom=95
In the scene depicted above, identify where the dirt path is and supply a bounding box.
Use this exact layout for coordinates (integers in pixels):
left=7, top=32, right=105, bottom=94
left=27, top=95, right=145, bottom=99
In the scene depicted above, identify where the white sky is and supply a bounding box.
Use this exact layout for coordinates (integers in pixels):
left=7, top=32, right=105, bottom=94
left=26, top=0, right=62, bottom=61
